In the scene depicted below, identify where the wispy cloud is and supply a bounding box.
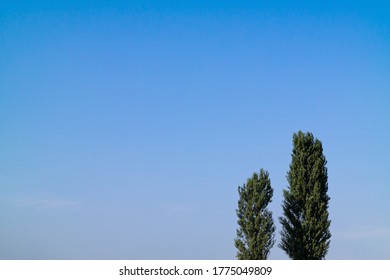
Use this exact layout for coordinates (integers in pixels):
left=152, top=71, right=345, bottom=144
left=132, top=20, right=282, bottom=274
left=336, top=227, right=390, bottom=240
left=159, top=202, right=201, bottom=214
left=2, top=194, right=82, bottom=211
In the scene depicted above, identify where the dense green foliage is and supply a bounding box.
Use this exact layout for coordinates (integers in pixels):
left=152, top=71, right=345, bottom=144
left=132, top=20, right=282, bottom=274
left=235, top=169, right=275, bottom=259
left=279, top=131, right=331, bottom=259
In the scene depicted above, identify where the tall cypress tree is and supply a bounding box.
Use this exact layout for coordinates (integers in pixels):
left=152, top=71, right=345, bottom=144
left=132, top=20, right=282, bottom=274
left=235, top=169, right=275, bottom=260
left=279, top=131, right=331, bottom=259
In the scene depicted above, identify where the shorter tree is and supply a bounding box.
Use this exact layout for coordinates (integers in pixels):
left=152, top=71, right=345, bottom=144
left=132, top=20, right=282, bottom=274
left=235, top=169, right=275, bottom=259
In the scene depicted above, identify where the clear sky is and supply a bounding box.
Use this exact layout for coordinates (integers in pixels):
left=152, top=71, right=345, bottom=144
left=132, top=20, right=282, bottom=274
left=1, top=1, right=389, bottom=259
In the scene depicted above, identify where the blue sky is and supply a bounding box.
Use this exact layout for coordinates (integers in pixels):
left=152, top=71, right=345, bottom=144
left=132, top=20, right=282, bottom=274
left=1, top=1, right=389, bottom=259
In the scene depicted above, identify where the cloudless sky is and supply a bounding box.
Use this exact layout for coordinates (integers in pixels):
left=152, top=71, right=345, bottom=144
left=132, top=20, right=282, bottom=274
left=1, top=1, right=390, bottom=259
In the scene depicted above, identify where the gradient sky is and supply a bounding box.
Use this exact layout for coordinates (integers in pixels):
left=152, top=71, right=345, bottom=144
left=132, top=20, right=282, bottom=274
left=1, top=1, right=390, bottom=259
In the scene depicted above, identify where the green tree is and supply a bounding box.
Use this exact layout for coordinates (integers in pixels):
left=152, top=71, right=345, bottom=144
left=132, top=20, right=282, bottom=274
left=235, top=169, right=275, bottom=259
left=279, top=131, right=331, bottom=259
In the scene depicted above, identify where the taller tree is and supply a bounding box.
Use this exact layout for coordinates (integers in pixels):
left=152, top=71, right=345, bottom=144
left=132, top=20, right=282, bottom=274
left=235, top=169, right=275, bottom=260
left=279, top=131, right=331, bottom=259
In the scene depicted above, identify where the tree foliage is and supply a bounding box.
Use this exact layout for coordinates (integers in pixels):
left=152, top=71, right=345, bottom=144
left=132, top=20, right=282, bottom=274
left=279, top=131, right=331, bottom=259
left=235, top=169, right=275, bottom=260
